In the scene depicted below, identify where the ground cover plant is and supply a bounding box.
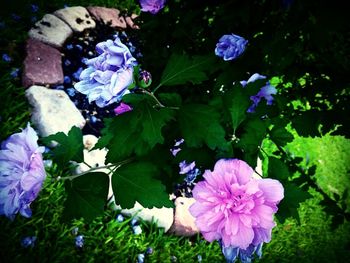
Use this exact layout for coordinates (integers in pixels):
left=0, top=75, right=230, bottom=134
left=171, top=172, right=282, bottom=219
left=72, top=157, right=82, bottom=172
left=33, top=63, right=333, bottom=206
left=0, top=0, right=349, bottom=262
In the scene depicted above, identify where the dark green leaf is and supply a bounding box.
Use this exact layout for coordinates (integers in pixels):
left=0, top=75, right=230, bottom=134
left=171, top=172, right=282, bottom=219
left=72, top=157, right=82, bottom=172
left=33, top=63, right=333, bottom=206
left=42, top=126, right=84, bottom=168
left=268, top=156, right=290, bottom=181
left=270, top=126, right=294, bottom=147
left=178, top=104, right=227, bottom=150
left=223, top=84, right=251, bottom=133
left=62, top=172, right=109, bottom=222
left=112, top=162, right=173, bottom=209
left=158, top=93, right=182, bottom=107
left=160, top=53, right=215, bottom=86
left=98, top=94, right=175, bottom=163
left=276, top=182, right=311, bottom=223
left=237, top=118, right=269, bottom=167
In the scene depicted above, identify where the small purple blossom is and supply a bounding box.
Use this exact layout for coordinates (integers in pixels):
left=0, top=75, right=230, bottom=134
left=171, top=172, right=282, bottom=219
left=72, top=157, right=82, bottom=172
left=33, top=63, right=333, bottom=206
left=179, top=161, right=196, bottom=175
left=66, top=44, right=73, bottom=50
left=241, top=73, right=277, bottom=113
left=170, top=139, right=184, bottom=156
left=11, top=14, right=21, bottom=21
left=64, top=76, right=71, bottom=84
left=133, top=225, right=142, bottom=235
left=2, top=54, right=12, bottom=62
left=74, top=37, right=137, bottom=108
left=139, top=0, right=166, bottom=14
left=215, top=34, right=248, bottom=61
left=10, top=68, right=20, bottom=78
left=21, top=236, right=36, bottom=248
left=30, top=4, right=39, bottom=13
left=75, top=235, right=84, bottom=248
left=185, top=168, right=200, bottom=184
left=146, top=247, right=153, bottom=255
left=137, top=253, right=145, bottom=263
left=116, top=214, right=124, bottom=222
left=220, top=240, right=263, bottom=263
left=0, top=123, right=46, bottom=220
left=190, top=159, right=284, bottom=250
left=114, top=102, right=133, bottom=115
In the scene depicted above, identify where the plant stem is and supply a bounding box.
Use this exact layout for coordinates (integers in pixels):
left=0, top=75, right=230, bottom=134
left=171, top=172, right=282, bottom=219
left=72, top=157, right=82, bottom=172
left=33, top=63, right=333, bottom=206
left=152, top=83, right=162, bottom=93
left=142, top=89, right=179, bottom=110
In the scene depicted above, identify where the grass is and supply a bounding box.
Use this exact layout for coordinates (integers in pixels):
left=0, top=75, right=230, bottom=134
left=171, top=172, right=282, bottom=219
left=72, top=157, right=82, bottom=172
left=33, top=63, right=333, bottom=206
left=0, top=0, right=350, bottom=262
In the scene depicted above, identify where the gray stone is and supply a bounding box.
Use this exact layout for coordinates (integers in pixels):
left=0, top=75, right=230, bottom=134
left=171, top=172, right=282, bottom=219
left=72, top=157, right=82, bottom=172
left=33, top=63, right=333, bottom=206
left=28, top=14, right=73, bottom=48
left=54, top=6, right=96, bottom=32
left=25, top=85, right=85, bottom=137
left=22, top=38, right=64, bottom=88
left=111, top=200, right=174, bottom=232
left=87, top=6, right=127, bottom=28
left=169, top=197, right=199, bottom=236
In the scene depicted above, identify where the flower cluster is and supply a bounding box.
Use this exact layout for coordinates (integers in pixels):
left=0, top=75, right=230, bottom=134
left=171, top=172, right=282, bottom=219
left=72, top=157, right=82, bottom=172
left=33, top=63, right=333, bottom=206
left=190, top=159, right=284, bottom=262
left=215, top=34, right=248, bottom=61
left=74, top=37, right=137, bottom=108
left=0, top=124, right=46, bottom=220
left=241, top=73, right=277, bottom=113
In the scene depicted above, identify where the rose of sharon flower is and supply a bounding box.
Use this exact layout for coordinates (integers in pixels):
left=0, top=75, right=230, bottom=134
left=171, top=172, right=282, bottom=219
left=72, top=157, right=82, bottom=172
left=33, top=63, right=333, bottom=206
left=190, top=159, right=283, bottom=260
left=240, top=73, right=277, bottom=113
left=215, top=34, right=248, bottom=61
left=0, top=123, right=46, bottom=220
left=139, top=0, right=166, bottom=14
left=74, top=37, right=137, bottom=108
left=114, top=102, right=133, bottom=115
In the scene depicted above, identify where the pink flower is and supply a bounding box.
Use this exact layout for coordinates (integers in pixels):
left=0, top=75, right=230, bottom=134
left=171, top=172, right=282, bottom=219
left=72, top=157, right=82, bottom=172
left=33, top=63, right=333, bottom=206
left=189, top=159, right=284, bottom=250
left=114, top=102, right=133, bottom=115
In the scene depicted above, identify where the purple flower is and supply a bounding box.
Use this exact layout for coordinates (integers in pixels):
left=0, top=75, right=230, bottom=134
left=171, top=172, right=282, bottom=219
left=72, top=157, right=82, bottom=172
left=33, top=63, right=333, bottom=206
left=2, top=54, right=12, bottom=62
left=30, top=4, right=39, bottom=13
left=75, top=235, right=84, bottom=248
left=139, top=0, right=166, bottom=14
left=240, top=73, right=277, bottom=113
left=21, top=236, right=37, bottom=248
left=114, top=102, right=133, bottom=115
left=10, top=68, right=20, bottom=78
left=220, top=240, right=263, bottom=263
left=170, top=138, right=184, bottom=156
left=0, top=123, right=46, bottom=220
left=215, top=34, right=248, bottom=61
left=74, top=37, right=137, bottom=108
left=179, top=161, right=196, bottom=175
left=189, top=159, right=284, bottom=250
left=137, top=253, right=145, bottom=263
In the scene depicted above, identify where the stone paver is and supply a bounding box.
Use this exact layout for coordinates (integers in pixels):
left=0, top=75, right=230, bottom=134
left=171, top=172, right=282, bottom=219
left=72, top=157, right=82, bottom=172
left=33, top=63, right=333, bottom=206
left=54, top=6, right=96, bottom=32
left=169, top=197, right=199, bottom=236
left=28, top=14, right=73, bottom=48
left=22, top=38, right=63, bottom=88
left=87, top=6, right=127, bottom=28
left=125, top=14, right=139, bottom=29
left=25, top=85, right=86, bottom=137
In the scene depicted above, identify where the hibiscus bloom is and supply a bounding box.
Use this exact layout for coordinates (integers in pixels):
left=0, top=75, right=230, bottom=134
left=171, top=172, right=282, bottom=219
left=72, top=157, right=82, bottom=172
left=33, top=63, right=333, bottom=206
left=0, top=123, right=46, bottom=220
left=190, top=159, right=283, bottom=259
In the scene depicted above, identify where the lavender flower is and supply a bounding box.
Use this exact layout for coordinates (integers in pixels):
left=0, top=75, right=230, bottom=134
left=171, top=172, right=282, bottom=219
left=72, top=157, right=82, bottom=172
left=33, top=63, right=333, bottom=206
left=21, top=236, right=37, bottom=248
left=30, top=4, right=39, bottom=13
left=74, top=37, right=137, bottom=108
left=240, top=73, right=277, bottom=113
left=179, top=161, right=196, bottom=175
left=138, top=70, right=152, bottom=88
left=75, top=235, right=84, bottom=248
left=170, top=138, right=184, bottom=156
left=114, top=102, right=133, bottom=115
left=139, top=0, right=166, bottom=14
left=137, top=253, right=145, bottom=263
left=190, top=159, right=284, bottom=251
left=10, top=68, right=20, bottom=78
left=2, top=54, right=12, bottom=62
left=0, top=124, right=46, bottom=220
left=215, top=34, right=248, bottom=61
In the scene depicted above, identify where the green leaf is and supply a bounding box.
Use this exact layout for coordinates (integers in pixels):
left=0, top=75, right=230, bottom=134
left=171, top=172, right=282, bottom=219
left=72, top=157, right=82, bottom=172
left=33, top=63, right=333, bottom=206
left=223, top=84, right=251, bottom=133
left=42, top=126, right=84, bottom=169
left=62, top=172, right=109, bottom=222
left=268, top=156, right=290, bottom=181
left=178, top=103, right=227, bottom=150
left=98, top=94, right=175, bottom=163
left=270, top=126, right=294, bottom=147
left=158, top=93, right=182, bottom=107
left=112, top=162, right=173, bottom=209
left=237, top=118, right=269, bottom=167
left=159, top=53, right=215, bottom=86
left=276, top=182, right=312, bottom=223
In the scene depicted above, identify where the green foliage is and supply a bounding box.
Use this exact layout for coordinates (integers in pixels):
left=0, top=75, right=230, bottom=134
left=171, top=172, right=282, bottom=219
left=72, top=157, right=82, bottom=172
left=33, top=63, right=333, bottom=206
left=178, top=103, right=227, bottom=150
left=158, top=53, right=215, bottom=87
left=270, top=125, right=294, bottom=147
left=63, top=172, right=109, bottom=222
left=112, top=161, right=173, bottom=209
left=96, top=94, right=174, bottom=163
left=42, top=126, right=84, bottom=169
